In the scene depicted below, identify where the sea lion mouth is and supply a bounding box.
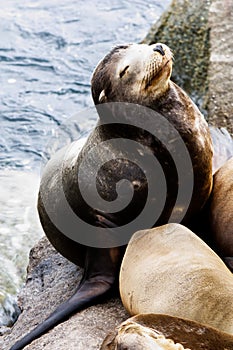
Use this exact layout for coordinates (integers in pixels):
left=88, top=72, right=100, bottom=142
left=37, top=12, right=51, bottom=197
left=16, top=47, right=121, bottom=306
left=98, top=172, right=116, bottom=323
left=145, top=59, right=171, bottom=89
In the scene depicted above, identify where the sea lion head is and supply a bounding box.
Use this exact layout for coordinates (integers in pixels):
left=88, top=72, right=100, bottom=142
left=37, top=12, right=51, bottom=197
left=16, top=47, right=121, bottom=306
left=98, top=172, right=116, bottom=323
left=91, top=43, right=173, bottom=105
left=101, top=314, right=233, bottom=350
left=110, top=320, right=190, bottom=350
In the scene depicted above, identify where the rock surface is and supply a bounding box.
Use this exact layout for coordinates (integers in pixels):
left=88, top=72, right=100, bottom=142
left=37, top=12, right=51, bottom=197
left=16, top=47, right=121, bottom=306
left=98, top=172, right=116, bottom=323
left=208, top=0, right=233, bottom=134
left=143, top=0, right=233, bottom=135
left=0, top=237, right=128, bottom=350
left=142, top=0, right=211, bottom=114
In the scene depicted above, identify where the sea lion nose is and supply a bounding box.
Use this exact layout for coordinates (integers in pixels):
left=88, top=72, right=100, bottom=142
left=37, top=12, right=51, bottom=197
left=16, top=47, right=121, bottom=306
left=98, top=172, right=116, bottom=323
left=153, top=44, right=165, bottom=56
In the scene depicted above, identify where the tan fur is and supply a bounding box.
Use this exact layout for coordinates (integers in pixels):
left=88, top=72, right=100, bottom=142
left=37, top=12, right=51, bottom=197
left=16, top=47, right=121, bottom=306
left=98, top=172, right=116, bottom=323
left=210, top=157, right=233, bottom=256
left=112, top=320, right=190, bottom=350
left=119, top=223, right=233, bottom=334
left=101, top=314, right=233, bottom=350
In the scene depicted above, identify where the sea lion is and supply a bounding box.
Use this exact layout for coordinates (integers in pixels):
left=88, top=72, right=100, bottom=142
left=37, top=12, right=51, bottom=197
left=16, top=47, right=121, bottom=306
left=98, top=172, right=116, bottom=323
left=10, top=43, right=213, bottom=350
left=208, top=127, right=233, bottom=270
left=100, top=314, right=233, bottom=350
left=189, top=126, right=233, bottom=256
left=191, top=127, right=233, bottom=269
left=209, top=157, right=233, bottom=260
left=119, top=223, right=233, bottom=334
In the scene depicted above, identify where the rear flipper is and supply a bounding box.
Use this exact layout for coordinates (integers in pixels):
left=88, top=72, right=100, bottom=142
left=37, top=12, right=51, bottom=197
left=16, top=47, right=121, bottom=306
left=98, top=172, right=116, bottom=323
left=10, top=246, right=122, bottom=350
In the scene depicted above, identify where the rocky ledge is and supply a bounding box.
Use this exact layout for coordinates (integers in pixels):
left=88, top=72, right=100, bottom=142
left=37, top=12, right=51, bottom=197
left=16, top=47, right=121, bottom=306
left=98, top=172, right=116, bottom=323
left=1, top=237, right=128, bottom=350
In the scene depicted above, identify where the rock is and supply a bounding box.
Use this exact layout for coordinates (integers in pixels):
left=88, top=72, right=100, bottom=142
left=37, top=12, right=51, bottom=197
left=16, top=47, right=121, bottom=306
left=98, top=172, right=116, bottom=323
left=0, top=237, right=128, bottom=350
left=142, top=0, right=211, bottom=114
left=207, top=0, right=233, bottom=134
left=143, top=0, right=233, bottom=135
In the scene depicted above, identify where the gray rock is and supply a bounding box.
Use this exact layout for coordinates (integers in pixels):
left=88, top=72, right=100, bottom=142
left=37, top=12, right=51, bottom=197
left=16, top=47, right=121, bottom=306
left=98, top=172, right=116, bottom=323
left=207, top=0, right=233, bottom=135
left=142, top=0, right=211, bottom=115
left=143, top=0, right=233, bottom=136
left=0, top=237, right=128, bottom=350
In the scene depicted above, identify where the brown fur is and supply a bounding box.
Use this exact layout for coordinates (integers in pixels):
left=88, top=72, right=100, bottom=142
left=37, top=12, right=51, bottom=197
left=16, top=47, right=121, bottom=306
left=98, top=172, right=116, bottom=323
left=101, top=314, right=233, bottom=350
left=91, top=43, right=213, bottom=223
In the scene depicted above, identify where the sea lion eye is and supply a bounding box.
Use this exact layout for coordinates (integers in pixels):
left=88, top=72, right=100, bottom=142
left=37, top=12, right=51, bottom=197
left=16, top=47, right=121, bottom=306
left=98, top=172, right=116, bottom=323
left=119, top=65, right=129, bottom=78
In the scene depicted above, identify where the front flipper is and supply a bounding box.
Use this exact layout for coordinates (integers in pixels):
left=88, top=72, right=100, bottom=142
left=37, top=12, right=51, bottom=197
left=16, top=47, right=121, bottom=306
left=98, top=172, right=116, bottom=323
left=10, top=246, right=122, bottom=350
left=95, top=212, right=119, bottom=229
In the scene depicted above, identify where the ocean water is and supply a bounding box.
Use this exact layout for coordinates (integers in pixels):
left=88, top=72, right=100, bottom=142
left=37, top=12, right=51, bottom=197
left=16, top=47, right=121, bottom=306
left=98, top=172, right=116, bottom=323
left=0, top=0, right=170, bottom=326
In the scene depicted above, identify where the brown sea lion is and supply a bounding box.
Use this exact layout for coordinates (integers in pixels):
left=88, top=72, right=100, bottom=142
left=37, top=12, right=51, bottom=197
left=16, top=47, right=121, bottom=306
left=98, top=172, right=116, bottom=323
left=10, top=43, right=213, bottom=350
left=120, top=223, right=233, bottom=334
left=100, top=314, right=233, bottom=350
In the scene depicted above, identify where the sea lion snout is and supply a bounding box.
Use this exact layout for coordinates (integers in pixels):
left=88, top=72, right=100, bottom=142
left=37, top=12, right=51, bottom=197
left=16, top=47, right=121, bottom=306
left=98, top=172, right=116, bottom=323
left=151, top=43, right=173, bottom=60
left=153, top=44, right=165, bottom=56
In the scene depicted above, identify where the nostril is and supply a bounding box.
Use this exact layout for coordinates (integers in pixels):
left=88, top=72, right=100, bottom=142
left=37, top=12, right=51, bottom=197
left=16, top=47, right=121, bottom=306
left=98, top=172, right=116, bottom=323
left=153, top=44, right=165, bottom=56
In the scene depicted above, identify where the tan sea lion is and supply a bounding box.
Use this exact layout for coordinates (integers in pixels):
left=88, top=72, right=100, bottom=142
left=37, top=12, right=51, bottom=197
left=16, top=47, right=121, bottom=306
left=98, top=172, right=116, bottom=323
left=209, top=157, right=233, bottom=260
left=189, top=126, right=233, bottom=266
left=101, top=314, right=233, bottom=350
left=120, top=223, right=233, bottom=334
left=10, top=43, right=213, bottom=350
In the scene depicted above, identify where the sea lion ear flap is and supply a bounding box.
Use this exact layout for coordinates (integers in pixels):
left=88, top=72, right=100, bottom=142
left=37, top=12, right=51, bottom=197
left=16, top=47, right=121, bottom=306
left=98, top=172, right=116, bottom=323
left=99, top=90, right=107, bottom=103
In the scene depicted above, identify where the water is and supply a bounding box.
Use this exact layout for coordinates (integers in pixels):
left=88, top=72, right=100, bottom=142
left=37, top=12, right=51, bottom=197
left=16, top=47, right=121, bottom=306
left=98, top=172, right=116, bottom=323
left=0, top=0, right=170, bottom=326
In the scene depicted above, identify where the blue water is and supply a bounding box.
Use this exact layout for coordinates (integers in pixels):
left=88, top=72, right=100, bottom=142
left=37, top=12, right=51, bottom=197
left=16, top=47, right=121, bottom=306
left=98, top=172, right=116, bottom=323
left=0, top=0, right=170, bottom=326
left=1, top=0, right=170, bottom=170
